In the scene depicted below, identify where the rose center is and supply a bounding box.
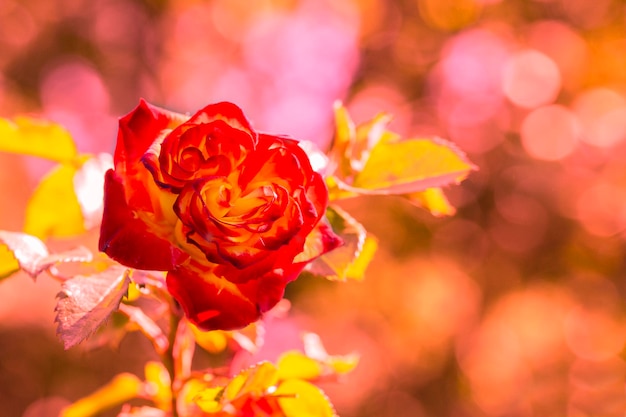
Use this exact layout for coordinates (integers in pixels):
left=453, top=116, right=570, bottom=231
left=179, top=148, right=204, bottom=172
left=202, top=181, right=280, bottom=230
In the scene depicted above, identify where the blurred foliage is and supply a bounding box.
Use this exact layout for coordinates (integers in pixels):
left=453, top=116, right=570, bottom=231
left=1, top=0, right=626, bottom=416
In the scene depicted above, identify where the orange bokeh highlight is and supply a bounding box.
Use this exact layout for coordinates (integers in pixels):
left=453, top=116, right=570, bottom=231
left=564, top=307, right=625, bottom=362
left=568, top=358, right=626, bottom=416
left=0, top=2, right=37, bottom=49
left=520, top=105, right=579, bottom=160
left=572, top=87, right=626, bottom=148
left=576, top=182, right=626, bottom=237
left=526, top=20, right=588, bottom=92
left=418, top=0, right=481, bottom=31
left=560, top=0, right=612, bottom=28
left=457, top=284, right=573, bottom=415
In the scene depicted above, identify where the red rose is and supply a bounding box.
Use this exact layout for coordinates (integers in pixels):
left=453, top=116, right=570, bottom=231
left=99, top=99, right=341, bottom=330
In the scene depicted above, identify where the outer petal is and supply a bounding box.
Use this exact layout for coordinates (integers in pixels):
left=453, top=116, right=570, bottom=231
left=167, top=263, right=300, bottom=331
left=186, top=102, right=256, bottom=140
left=99, top=169, right=189, bottom=270
left=115, top=99, right=188, bottom=172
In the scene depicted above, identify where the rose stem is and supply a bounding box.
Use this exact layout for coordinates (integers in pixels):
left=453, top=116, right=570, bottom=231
left=163, top=302, right=182, bottom=417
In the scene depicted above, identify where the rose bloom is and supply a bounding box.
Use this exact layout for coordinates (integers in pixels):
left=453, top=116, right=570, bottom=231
left=99, top=100, right=341, bottom=330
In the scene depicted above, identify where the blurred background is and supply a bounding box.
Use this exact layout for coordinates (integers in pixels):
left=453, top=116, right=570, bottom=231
left=1, top=0, right=626, bottom=416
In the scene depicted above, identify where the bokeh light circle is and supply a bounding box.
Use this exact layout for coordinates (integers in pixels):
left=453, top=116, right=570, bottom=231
left=572, top=88, right=626, bottom=148
left=520, top=105, right=579, bottom=160
left=502, top=49, right=561, bottom=109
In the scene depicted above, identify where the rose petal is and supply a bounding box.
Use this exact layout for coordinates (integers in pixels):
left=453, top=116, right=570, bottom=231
left=239, top=135, right=308, bottom=190
left=166, top=264, right=289, bottom=331
left=147, top=120, right=255, bottom=191
left=187, top=102, right=256, bottom=140
left=116, top=99, right=187, bottom=173
left=99, top=170, right=189, bottom=271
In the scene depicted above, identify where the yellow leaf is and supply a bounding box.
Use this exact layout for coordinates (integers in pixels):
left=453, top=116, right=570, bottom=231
left=225, top=361, right=278, bottom=401
left=277, top=351, right=324, bottom=381
left=0, top=116, right=77, bottom=163
left=328, top=105, right=476, bottom=213
left=0, top=231, right=93, bottom=280
left=327, top=354, right=360, bottom=375
left=353, top=112, right=393, bottom=166
left=407, top=187, right=457, bottom=217
left=301, top=333, right=360, bottom=378
left=325, top=176, right=356, bottom=201
left=194, top=387, right=225, bottom=413
left=332, top=102, right=354, bottom=150
left=343, top=235, right=377, bottom=281
left=60, top=373, right=142, bottom=417
left=330, top=102, right=356, bottom=178
left=0, top=244, right=19, bottom=280
left=278, top=350, right=358, bottom=380
left=330, top=102, right=394, bottom=179
left=306, top=206, right=378, bottom=282
left=190, top=323, right=229, bottom=353
left=125, top=282, right=142, bottom=302
left=275, top=379, right=337, bottom=417
left=24, top=163, right=85, bottom=239
left=144, top=361, right=171, bottom=411
left=182, top=379, right=219, bottom=415
left=353, top=137, right=476, bottom=194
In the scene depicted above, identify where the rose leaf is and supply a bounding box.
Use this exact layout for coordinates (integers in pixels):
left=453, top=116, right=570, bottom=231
left=25, top=152, right=112, bottom=240
left=0, top=243, right=20, bottom=280
left=36, top=245, right=94, bottom=280
left=77, top=310, right=132, bottom=351
left=0, top=230, right=93, bottom=280
left=304, top=206, right=378, bottom=282
left=226, top=361, right=279, bottom=401
left=0, top=116, right=77, bottom=163
left=275, top=379, right=337, bottom=417
left=351, top=136, right=477, bottom=194
left=277, top=351, right=324, bottom=381
left=407, top=187, right=457, bottom=217
left=276, top=333, right=359, bottom=382
left=55, top=265, right=130, bottom=349
left=24, top=163, right=86, bottom=239
left=302, top=332, right=359, bottom=376
left=0, top=230, right=49, bottom=278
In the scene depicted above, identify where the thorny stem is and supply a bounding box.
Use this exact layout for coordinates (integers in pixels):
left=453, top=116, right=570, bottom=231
left=163, top=300, right=182, bottom=417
